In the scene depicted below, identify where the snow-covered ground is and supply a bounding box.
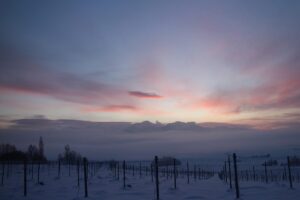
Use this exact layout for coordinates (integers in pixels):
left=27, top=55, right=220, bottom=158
left=0, top=161, right=299, bottom=200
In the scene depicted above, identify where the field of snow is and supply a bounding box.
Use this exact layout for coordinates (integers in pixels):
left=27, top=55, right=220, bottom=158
left=1, top=158, right=300, bottom=200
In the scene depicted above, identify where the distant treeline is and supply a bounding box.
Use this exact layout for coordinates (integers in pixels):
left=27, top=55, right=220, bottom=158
left=0, top=137, right=46, bottom=161
left=0, top=138, right=82, bottom=164
left=0, top=144, right=46, bottom=161
left=58, top=144, right=82, bottom=164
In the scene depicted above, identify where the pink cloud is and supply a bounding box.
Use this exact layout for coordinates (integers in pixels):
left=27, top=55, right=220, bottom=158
left=187, top=74, right=300, bottom=115
left=82, top=104, right=169, bottom=116
left=83, top=105, right=138, bottom=113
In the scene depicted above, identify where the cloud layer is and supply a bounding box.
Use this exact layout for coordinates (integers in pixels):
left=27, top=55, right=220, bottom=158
left=129, top=91, right=162, bottom=99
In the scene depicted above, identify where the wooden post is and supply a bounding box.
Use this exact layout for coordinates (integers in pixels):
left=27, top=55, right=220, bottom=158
left=117, top=162, right=120, bottom=180
left=6, top=161, right=9, bottom=178
left=58, top=159, right=61, bottom=178
left=284, top=167, right=287, bottom=180
left=264, top=162, right=268, bottom=184
left=287, top=156, right=293, bottom=189
left=187, top=161, right=190, bottom=184
left=31, top=161, right=34, bottom=180
left=155, top=156, right=160, bottom=200
left=194, top=165, right=196, bottom=181
left=252, top=166, right=255, bottom=181
left=224, top=161, right=227, bottom=182
left=151, top=163, right=153, bottom=182
left=24, top=159, right=27, bottom=196
left=1, top=161, right=4, bottom=186
left=139, top=162, right=142, bottom=178
left=166, top=165, right=169, bottom=179
left=233, top=153, right=240, bottom=199
left=77, top=160, right=80, bottom=187
left=47, top=161, right=50, bottom=176
left=37, top=161, right=40, bottom=184
left=83, top=157, right=88, bottom=197
left=228, top=155, right=232, bottom=189
left=173, top=159, right=177, bottom=189
left=114, top=163, right=117, bottom=178
left=132, top=165, right=135, bottom=176
left=123, top=160, right=126, bottom=189
left=69, top=159, right=71, bottom=176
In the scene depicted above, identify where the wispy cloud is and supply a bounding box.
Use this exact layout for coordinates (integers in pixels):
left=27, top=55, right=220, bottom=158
left=190, top=79, right=300, bottom=115
left=84, top=105, right=138, bottom=112
left=0, top=45, right=130, bottom=108
left=129, top=91, right=162, bottom=99
left=234, top=112, right=300, bottom=130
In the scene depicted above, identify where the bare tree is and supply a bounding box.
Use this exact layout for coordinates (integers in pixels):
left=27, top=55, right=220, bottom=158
left=39, top=137, right=44, bottom=158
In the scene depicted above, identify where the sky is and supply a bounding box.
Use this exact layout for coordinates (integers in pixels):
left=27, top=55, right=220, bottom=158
left=0, top=0, right=300, bottom=129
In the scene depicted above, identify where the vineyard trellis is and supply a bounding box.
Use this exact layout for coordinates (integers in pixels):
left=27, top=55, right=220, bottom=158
left=0, top=153, right=299, bottom=199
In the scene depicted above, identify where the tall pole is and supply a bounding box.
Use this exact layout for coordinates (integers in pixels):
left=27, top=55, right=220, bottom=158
left=77, top=160, right=80, bottom=187
left=139, top=162, right=142, bottom=178
left=228, top=155, right=232, bottom=189
left=24, top=159, right=27, bottom=196
left=264, top=162, right=268, bottom=184
left=187, top=161, right=190, bottom=184
left=252, top=166, right=255, bottom=181
left=37, top=161, right=40, bottom=184
left=123, top=160, right=126, bottom=189
left=1, top=161, right=4, bottom=186
left=155, top=156, right=160, bottom=200
left=224, top=161, right=227, bottom=182
left=173, top=159, right=177, bottom=189
left=151, top=163, right=153, bottom=182
left=58, top=159, right=61, bottom=178
left=83, top=158, right=88, bottom=197
left=233, top=153, right=240, bottom=199
left=117, top=162, right=120, bottom=180
left=287, top=156, right=293, bottom=189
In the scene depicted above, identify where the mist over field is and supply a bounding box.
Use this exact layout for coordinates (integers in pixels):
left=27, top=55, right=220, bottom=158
left=1, top=118, right=299, bottom=160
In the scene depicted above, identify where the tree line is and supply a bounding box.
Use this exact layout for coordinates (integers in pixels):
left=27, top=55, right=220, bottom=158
left=0, top=137, right=46, bottom=161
